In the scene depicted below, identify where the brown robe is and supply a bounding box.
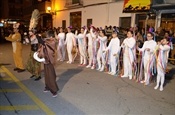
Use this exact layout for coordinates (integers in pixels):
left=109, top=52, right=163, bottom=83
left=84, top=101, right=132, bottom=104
left=42, top=38, right=59, bottom=94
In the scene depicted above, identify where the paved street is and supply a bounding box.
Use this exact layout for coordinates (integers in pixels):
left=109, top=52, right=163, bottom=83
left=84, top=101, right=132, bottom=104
left=0, top=42, right=175, bottom=115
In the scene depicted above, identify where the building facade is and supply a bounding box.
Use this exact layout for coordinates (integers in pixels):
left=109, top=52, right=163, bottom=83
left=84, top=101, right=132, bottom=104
left=51, top=0, right=136, bottom=29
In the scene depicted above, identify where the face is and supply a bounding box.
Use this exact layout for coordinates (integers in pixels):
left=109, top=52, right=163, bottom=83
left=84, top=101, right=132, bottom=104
left=99, top=31, right=104, bottom=36
left=127, top=31, right=132, bottom=38
left=29, top=31, right=33, bottom=36
left=81, top=29, right=84, bottom=33
left=112, top=33, right=117, bottom=38
left=164, top=33, right=169, bottom=37
left=146, top=33, right=153, bottom=40
left=59, top=28, right=63, bottom=32
left=161, top=38, right=168, bottom=45
left=67, top=28, right=71, bottom=32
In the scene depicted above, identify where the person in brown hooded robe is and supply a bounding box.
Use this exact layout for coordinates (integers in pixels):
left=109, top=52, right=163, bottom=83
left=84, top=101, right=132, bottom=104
left=36, top=30, right=59, bottom=97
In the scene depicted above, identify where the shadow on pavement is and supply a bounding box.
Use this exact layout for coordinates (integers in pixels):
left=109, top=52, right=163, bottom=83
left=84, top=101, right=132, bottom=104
left=57, top=68, right=83, bottom=92
left=164, top=68, right=175, bottom=86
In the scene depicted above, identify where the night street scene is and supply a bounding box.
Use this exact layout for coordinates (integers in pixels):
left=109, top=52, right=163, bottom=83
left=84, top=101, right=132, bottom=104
left=0, top=0, right=175, bottom=115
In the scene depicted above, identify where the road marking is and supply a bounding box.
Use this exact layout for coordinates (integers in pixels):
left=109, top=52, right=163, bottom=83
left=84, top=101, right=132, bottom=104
left=0, top=105, right=39, bottom=111
left=0, top=77, right=12, bottom=81
left=1, top=66, right=55, bottom=115
left=0, top=89, right=23, bottom=92
left=0, top=69, right=5, bottom=72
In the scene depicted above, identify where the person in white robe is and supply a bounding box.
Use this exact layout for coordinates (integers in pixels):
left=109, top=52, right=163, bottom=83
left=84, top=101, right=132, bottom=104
left=57, top=27, right=65, bottom=61
left=74, top=27, right=87, bottom=66
left=121, top=30, right=136, bottom=80
left=104, top=31, right=120, bottom=75
left=65, top=26, right=76, bottom=64
left=154, top=38, right=170, bottom=91
left=96, top=30, right=107, bottom=72
left=137, top=32, right=157, bottom=85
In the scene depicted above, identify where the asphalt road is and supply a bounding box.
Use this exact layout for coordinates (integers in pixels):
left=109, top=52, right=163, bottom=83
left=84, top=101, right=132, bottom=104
left=0, top=43, right=175, bottom=115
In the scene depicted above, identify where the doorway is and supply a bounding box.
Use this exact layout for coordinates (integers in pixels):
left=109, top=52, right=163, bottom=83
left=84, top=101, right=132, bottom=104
left=70, top=11, right=82, bottom=30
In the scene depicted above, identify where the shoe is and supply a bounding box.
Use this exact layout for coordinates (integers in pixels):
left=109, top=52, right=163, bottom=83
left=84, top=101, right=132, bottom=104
left=52, top=92, right=57, bottom=98
left=160, top=86, right=163, bottom=91
left=78, top=64, right=83, bottom=66
left=34, top=76, right=41, bottom=81
left=43, top=89, right=49, bottom=93
left=140, top=80, right=145, bottom=83
left=154, top=85, right=159, bottom=90
left=129, top=75, right=132, bottom=80
left=30, top=75, right=35, bottom=78
left=66, top=61, right=70, bottom=63
left=82, top=64, right=87, bottom=66
left=121, top=75, right=128, bottom=78
left=14, top=68, right=20, bottom=71
left=91, top=66, right=95, bottom=69
left=17, top=69, right=25, bottom=73
left=86, top=65, right=91, bottom=68
left=99, top=69, right=104, bottom=72
left=111, top=72, right=116, bottom=75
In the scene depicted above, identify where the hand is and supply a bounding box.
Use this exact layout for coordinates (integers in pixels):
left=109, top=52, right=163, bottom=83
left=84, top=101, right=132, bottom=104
left=113, top=54, right=117, bottom=56
left=145, top=48, right=150, bottom=51
left=75, top=30, right=78, bottom=35
left=102, top=50, right=106, bottom=53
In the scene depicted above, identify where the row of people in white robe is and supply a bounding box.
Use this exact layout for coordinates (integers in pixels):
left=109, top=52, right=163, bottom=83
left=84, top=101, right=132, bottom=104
left=56, top=27, right=170, bottom=91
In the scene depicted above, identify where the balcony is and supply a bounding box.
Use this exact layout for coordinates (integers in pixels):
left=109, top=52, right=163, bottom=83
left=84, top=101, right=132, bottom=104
left=65, top=0, right=83, bottom=8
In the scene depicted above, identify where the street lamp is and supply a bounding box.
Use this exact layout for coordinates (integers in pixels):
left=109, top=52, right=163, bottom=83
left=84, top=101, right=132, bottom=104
left=47, top=6, right=56, bottom=15
left=47, top=6, right=51, bottom=12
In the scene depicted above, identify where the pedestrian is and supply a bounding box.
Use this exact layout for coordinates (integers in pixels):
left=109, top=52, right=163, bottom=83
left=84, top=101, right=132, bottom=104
left=26, top=29, right=41, bottom=81
left=74, top=27, right=87, bottom=66
left=86, top=26, right=98, bottom=69
left=34, top=30, right=59, bottom=97
left=65, top=26, right=76, bottom=64
left=121, top=30, right=136, bottom=80
left=96, top=30, right=107, bottom=72
left=137, top=32, right=157, bottom=85
left=103, top=30, right=120, bottom=75
left=56, top=27, right=66, bottom=61
left=5, top=23, right=25, bottom=73
left=154, top=38, right=170, bottom=91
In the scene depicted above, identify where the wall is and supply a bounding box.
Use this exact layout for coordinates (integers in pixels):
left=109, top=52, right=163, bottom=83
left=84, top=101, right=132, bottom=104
left=53, top=0, right=132, bottom=28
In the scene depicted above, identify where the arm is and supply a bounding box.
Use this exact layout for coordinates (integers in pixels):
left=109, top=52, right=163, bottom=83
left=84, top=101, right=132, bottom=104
left=159, top=45, right=170, bottom=51
left=98, top=36, right=107, bottom=42
left=5, top=33, right=21, bottom=42
left=90, top=28, right=96, bottom=38
left=125, top=38, right=136, bottom=49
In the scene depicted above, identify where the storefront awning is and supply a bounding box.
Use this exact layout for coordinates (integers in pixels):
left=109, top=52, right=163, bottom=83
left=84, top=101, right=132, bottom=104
left=123, top=0, right=151, bottom=13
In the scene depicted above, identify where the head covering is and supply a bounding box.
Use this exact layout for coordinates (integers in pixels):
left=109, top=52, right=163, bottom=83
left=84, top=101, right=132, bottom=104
left=113, top=27, right=119, bottom=34
left=67, top=26, right=72, bottom=29
left=29, top=9, right=40, bottom=31
left=29, top=28, right=37, bottom=34
left=81, top=26, right=86, bottom=30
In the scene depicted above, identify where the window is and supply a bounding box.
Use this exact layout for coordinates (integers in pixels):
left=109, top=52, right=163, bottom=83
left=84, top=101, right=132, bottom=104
left=119, top=17, right=131, bottom=28
left=62, top=20, right=66, bottom=29
left=72, top=0, right=79, bottom=4
left=87, top=19, right=92, bottom=27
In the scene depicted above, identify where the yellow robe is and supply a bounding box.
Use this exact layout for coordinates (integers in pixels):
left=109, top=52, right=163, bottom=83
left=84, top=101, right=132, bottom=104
left=5, top=32, right=24, bottom=69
